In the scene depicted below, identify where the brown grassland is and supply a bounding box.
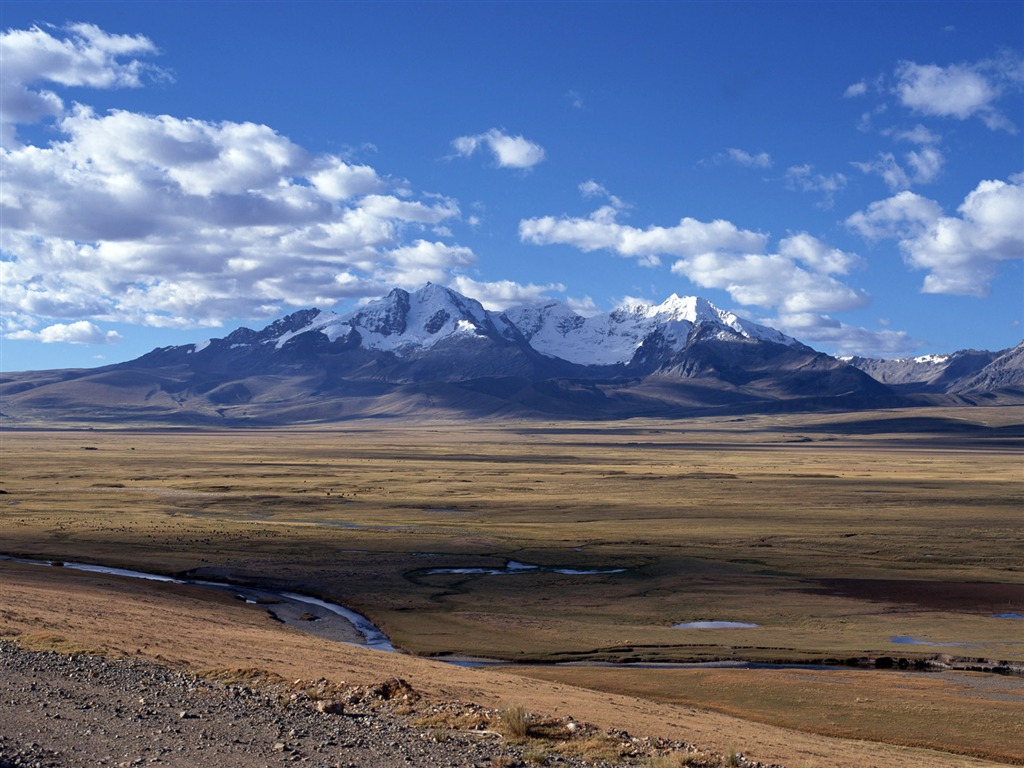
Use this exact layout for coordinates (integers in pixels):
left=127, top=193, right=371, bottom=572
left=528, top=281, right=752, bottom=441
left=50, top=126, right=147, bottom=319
left=1, top=405, right=1022, bottom=766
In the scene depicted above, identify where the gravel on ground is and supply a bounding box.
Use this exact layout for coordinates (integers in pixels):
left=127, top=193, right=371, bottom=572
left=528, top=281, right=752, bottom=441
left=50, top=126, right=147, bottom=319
left=0, top=641, right=776, bottom=768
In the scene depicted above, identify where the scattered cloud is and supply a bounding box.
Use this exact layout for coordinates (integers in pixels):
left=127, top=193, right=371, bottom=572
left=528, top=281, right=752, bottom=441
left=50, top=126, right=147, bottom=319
left=6, top=320, right=122, bottom=345
left=853, top=146, right=944, bottom=192
left=566, top=294, right=600, bottom=316
left=847, top=178, right=1024, bottom=296
left=904, top=146, right=944, bottom=184
left=772, top=312, right=918, bottom=359
left=893, top=56, right=1024, bottom=132
left=566, top=90, right=585, bottom=109
left=381, top=241, right=476, bottom=288
left=884, top=123, right=941, bottom=145
left=521, top=206, right=867, bottom=317
left=779, top=232, right=861, bottom=274
left=578, top=180, right=626, bottom=210
left=844, top=81, right=868, bottom=98
left=451, top=128, right=546, bottom=169
left=846, top=190, right=943, bottom=240
left=714, top=148, right=773, bottom=169
left=669, top=245, right=867, bottom=316
left=853, top=153, right=911, bottom=192
left=520, top=207, right=767, bottom=269
left=449, top=276, right=565, bottom=310
left=850, top=54, right=1024, bottom=136
left=309, top=159, right=385, bottom=199
left=0, top=23, right=480, bottom=334
left=784, top=164, right=847, bottom=207
left=856, top=103, right=888, bottom=133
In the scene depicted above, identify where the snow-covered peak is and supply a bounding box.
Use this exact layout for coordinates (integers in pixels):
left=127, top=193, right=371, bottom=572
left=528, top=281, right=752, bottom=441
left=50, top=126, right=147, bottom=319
left=199, top=285, right=505, bottom=358
left=345, top=284, right=496, bottom=353
left=642, top=294, right=704, bottom=320
left=913, top=353, right=951, bottom=365
left=505, top=294, right=796, bottom=365
left=643, top=294, right=793, bottom=345
left=201, top=286, right=800, bottom=366
left=269, top=309, right=350, bottom=348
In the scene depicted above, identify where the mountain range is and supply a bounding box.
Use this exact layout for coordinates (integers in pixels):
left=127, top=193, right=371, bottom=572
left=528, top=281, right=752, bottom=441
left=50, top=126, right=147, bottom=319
left=2, top=284, right=1021, bottom=424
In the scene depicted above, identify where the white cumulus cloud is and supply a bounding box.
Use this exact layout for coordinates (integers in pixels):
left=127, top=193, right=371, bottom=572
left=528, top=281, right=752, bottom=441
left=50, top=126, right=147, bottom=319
left=847, top=178, right=1024, bottom=296
left=0, top=23, right=477, bottom=336
left=894, top=57, right=1024, bottom=132
left=772, top=312, right=918, bottom=359
left=845, top=191, right=944, bottom=240
left=520, top=207, right=767, bottom=263
left=449, top=277, right=565, bottom=311
left=669, top=250, right=867, bottom=315
left=521, top=206, right=867, bottom=317
left=0, top=23, right=165, bottom=145
left=7, top=320, right=122, bottom=345
left=451, top=128, right=545, bottom=169
left=904, top=146, right=944, bottom=184
left=381, top=241, right=477, bottom=287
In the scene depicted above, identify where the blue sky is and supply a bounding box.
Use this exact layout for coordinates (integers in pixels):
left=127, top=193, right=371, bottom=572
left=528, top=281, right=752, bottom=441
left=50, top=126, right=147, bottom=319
left=1, top=1, right=1022, bottom=372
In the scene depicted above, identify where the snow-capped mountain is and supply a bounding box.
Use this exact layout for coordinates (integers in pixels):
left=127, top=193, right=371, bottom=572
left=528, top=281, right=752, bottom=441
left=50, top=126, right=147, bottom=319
left=180, top=285, right=799, bottom=372
left=12, top=283, right=1015, bottom=426
left=259, top=284, right=518, bottom=355
left=503, top=294, right=797, bottom=367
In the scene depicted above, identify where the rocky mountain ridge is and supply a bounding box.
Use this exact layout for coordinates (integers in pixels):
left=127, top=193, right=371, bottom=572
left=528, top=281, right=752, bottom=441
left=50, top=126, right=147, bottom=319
left=844, top=343, right=1024, bottom=396
left=1, top=284, right=1021, bottom=424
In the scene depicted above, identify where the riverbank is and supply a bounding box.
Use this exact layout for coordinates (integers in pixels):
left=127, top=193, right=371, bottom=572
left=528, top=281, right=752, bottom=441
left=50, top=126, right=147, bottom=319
left=1, top=559, right=1015, bottom=768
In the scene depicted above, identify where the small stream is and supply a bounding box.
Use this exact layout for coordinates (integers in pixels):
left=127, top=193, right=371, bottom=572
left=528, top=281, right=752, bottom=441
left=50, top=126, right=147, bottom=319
left=8, top=555, right=1018, bottom=674
left=1, top=555, right=396, bottom=652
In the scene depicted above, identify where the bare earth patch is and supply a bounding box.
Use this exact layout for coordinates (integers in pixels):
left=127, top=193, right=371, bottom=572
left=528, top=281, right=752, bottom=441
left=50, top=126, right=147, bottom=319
left=0, top=560, right=1014, bottom=768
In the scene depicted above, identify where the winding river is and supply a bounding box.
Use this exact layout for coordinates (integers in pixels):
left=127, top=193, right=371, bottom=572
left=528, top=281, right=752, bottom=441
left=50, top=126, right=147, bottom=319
left=3, top=555, right=924, bottom=672
left=1, top=555, right=396, bottom=652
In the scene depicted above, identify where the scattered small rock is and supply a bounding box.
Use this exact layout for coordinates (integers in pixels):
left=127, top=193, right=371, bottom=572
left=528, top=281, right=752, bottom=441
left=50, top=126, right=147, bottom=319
left=0, top=641, right=784, bottom=768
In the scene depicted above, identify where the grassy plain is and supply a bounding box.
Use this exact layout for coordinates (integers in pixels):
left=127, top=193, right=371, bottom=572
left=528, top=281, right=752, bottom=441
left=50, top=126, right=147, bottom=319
left=1, top=406, right=1022, bottom=764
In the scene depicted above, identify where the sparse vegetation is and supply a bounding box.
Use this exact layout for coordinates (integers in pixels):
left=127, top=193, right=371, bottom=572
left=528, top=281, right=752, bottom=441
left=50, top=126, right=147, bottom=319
left=553, top=733, right=626, bottom=762
left=645, top=753, right=716, bottom=768
left=499, top=703, right=534, bottom=740
left=12, top=632, right=106, bottom=657
left=1, top=406, right=1021, bottom=766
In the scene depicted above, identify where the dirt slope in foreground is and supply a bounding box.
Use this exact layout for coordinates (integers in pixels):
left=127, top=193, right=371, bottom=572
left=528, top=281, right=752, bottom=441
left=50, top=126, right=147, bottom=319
left=0, top=562, right=1011, bottom=768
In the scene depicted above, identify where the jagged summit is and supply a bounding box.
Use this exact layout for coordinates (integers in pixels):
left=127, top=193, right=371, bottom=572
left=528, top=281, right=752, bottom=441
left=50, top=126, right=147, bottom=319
left=846, top=343, right=1024, bottom=395
left=502, top=292, right=797, bottom=366
left=182, top=285, right=795, bottom=368
left=344, top=284, right=509, bottom=353
left=187, top=284, right=513, bottom=359
left=12, top=283, right=1016, bottom=425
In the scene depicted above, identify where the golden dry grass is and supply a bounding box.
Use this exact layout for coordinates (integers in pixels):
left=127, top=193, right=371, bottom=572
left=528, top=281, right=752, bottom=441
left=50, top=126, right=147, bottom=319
left=509, top=665, right=1024, bottom=764
left=0, top=560, right=1011, bottom=768
left=1, top=406, right=1022, bottom=764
